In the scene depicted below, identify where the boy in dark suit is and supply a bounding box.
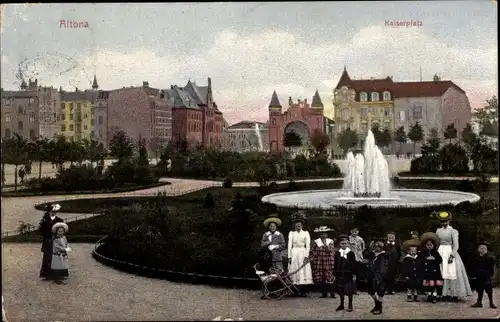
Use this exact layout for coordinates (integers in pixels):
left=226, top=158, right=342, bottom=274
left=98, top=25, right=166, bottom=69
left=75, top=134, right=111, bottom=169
left=471, top=241, right=497, bottom=309
left=365, top=238, right=390, bottom=315
left=384, top=232, right=401, bottom=295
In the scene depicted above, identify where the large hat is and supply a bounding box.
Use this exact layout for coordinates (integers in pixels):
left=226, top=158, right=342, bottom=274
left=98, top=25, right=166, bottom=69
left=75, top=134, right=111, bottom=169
left=49, top=203, right=61, bottom=212
left=420, top=232, right=440, bottom=246
left=51, top=222, right=68, bottom=234
left=263, top=215, right=282, bottom=228
left=338, top=234, right=349, bottom=241
left=290, top=211, right=307, bottom=224
left=477, top=240, right=490, bottom=247
left=313, top=226, right=334, bottom=233
left=434, top=211, right=452, bottom=221
left=402, top=239, right=421, bottom=252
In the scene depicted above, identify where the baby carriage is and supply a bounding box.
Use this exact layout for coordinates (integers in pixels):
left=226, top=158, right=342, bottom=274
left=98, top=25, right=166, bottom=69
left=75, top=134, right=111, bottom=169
left=253, top=248, right=305, bottom=300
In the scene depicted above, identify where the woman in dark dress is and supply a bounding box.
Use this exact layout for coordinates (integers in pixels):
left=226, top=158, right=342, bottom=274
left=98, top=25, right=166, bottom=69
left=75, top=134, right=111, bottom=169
left=39, top=203, right=64, bottom=279
left=333, top=235, right=357, bottom=312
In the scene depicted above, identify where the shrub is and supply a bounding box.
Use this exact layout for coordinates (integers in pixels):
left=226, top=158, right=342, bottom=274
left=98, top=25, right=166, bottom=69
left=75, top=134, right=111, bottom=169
left=203, top=193, right=216, bottom=208
left=223, top=177, right=233, bottom=188
left=439, top=144, right=469, bottom=174
left=410, top=154, right=440, bottom=174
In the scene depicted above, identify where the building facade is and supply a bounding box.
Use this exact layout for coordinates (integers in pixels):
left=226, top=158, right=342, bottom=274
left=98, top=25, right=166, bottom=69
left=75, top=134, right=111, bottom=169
left=92, top=90, right=110, bottom=147
left=59, top=89, right=97, bottom=141
left=223, top=121, right=269, bottom=152
left=1, top=79, right=59, bottom=140
left=165, top=78, right=223, bottom=149
left=268, top=90, right=325, bottom=152
left=107, top=81, right=171, bottom=144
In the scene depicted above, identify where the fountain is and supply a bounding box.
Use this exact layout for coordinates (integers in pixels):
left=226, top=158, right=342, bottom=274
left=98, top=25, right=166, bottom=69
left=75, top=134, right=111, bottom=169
left=254, top=123, right=264, bottom=151
left=261, top=130, right=480, bottom=209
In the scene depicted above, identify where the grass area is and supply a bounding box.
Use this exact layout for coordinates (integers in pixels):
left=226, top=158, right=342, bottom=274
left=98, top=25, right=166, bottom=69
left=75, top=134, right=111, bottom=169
left=397, top=171, right=496, bottom=177
left=1, top=182, right=170, bottom=198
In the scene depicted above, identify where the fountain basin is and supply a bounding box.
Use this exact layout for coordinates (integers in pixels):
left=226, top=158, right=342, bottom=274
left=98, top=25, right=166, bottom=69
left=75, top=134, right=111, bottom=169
left=261, top=189, right=481, bottom=209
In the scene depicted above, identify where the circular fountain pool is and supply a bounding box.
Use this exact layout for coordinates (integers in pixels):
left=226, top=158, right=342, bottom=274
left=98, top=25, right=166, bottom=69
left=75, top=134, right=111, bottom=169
left=261, top=189, right=481, bottom=209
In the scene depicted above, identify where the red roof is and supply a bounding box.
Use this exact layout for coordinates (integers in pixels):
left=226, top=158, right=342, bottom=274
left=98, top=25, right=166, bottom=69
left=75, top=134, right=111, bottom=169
left=335, top=67, right=465, bottom=99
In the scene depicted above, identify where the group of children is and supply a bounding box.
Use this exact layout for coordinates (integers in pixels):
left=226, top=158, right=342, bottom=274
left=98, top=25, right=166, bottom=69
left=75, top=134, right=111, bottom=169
left=259, top=212, right=497, bottom=316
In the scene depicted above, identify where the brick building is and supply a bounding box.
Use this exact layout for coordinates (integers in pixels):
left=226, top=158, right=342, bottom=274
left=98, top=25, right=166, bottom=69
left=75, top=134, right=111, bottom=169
left=107, top=81, right=172, bottom=144
left=223, top=121, right=269, bottom=152
left=164, top=78, right=224, bottom=149
left=268, top=90, right=326, bottom=152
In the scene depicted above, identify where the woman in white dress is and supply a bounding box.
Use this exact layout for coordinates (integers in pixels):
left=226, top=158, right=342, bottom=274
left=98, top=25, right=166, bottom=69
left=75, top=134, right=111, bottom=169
left=435, top=211, right=472, bottom=301
left=287, top=212, right=313, bottom=296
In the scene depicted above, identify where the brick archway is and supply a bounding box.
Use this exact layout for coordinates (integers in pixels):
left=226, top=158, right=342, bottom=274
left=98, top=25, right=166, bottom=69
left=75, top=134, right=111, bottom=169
left=284, top=121, right=310, bottom=146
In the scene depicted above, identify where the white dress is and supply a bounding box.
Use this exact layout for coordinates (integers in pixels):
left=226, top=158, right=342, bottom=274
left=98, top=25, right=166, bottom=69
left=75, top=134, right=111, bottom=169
left=287, top=230, right=313, bottom=285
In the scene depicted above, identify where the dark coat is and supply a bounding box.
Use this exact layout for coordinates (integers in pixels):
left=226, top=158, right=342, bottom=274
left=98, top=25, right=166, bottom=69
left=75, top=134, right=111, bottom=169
left=402, top=255, right=421, bottom=281
left=39, top=214, right=64, bottom=252
left=472, top=253, right=496, bottom=284
left=365, top=251, right=390, bottom=281
left=419, top=248, right=443, bottom=282
left=334, top=249, right=357, bottom=279
left=384, top=241, right=401, bottom=264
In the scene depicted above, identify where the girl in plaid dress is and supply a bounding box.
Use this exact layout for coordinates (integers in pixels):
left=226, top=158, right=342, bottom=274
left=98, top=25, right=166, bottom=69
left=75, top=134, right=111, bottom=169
left=310, top=226, right=336, bottom=298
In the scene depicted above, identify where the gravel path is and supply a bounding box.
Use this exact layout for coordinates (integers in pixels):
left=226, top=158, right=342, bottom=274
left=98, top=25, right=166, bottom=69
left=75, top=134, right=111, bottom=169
left=2, top=244, right=499, bottom=321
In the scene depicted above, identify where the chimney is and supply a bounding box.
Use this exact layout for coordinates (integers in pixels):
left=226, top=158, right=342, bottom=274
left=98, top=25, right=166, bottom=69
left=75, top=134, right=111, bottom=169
left=75, top=87, right=79, bottom=92
left=143, top=81, right=149, bottom=87
left=288, top=97, right=293, bottom=106
left=170, top=85, right=173, bottom=89
left=208, top=77, right=212, bottom=89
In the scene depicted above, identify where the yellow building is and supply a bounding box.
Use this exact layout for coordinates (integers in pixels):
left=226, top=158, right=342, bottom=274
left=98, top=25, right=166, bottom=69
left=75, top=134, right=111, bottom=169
left=58, top=90, right=98, bottom=141
left=332, top=67, right=395, bottom=142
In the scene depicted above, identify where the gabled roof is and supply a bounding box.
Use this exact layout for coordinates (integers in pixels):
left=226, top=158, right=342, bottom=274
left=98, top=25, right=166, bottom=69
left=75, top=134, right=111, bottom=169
left=165, top=86, right=199, bottom=109
left=335, top=66, right=352, bottom=89
left=311, top=90, right=323, bottom=108
left=269, top=90, right=281, bottom=108
left=184, top=80, right=208, bottom=106
left=393, top=81, right=465, bottom=98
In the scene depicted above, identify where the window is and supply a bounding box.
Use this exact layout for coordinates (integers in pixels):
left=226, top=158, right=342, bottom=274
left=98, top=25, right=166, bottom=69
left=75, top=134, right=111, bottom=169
left=361, top=108, right=368, bottom=118
left=383, top=91, right=391, bottom=101
left=84, top=125, right=88, bottom=130
left=384, top=108, right=392, bottom=117
left=60, top=103, right=65, bottom=110
left=61, top=124, right=66, bottom=132
left=61, top=114, right=65, bottom=121
left=4, top=128, right=11, bottom=138
left=371, top=92, right=380, bottom=101
left=70, top=114, right=74, bottom=120
left=272, top=119, right=276, bottom=126
left=98, top=116, right=103, bottom=125
left=84, top=113, right=88, bottom=118
left=18, top=121, right=23, bottom=131
left=69, top=103, right=74, bottom=110
left=399, top=111, right=405, bottom=122
left=5, top=113, right=11, bottom=123
left=360, top=92, right=368, bottom=102
left=413, top=104, right=422, bottom=119
left=29, top=129, right=35, bottom=140
left=29, top=112, right=36, bottom=123
left=91, top=119, right=95, bottom=126
left=69, top=124, right=74, bottom=131
left=18, top=105, right=24, bottom=114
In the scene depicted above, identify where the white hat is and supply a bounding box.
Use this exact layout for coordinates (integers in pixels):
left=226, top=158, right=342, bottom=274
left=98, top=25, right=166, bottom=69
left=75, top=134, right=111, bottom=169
left=313, top=226, right=333, bottom=233
left=51, top=204, right=61, bottom=212
left=51, top=222, right=68, bottom=234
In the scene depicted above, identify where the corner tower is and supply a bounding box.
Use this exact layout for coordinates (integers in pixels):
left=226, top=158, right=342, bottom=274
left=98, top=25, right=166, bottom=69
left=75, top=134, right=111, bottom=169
left=268, top=90, right=282, bottom=152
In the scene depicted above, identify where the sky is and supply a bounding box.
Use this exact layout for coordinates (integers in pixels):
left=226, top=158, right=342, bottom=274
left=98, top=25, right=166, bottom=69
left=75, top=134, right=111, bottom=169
left=1, top=2, right=497, bottom=124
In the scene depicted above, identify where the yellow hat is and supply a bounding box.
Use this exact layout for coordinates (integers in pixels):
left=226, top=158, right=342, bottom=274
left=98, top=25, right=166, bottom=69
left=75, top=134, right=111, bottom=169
left=263, top=215, right=282, bottom=228
left=436, top=211, right=452, bottom=221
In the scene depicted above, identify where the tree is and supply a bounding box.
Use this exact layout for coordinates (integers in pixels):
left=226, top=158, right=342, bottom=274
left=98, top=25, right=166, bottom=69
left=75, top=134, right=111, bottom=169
left=1, top=133, right=29, bottom=190
left=443, top=123, right=457, bottom=144
left=134, top=137, right=153, bottom=184
left=461, top=123, right=478, bottom=151
left=48, top=135, right=70, bottom=171
left=393, top=126, right=407, bottom=154
left=474, top=96, right=498, bottom=138
left=309, top=129, right=330, bottom=157
left=382, top=128, right=392, bottom=148
left=109, top=131, right=134, bottom=162
left=283, top=131, right=302, bottom=150
left=370, top=123, right=383, bottom=147
left=82, top=138, right=108, bottom=168
left=149, top=137, right=164, bottom=163
left=408, top=122, right=424, bottom=155
left=27, top=137, right=51, bottom=180
left=421, top=128, right=441, bottom=156
left=337, top=128, right=358, bottom=153
left=66, top=140, right=85, bottom=165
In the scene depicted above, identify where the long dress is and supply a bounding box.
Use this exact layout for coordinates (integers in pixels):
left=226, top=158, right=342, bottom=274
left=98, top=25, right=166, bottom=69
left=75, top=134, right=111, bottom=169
left=39, top=215, right=64, bottom=278
left=435, top=226, right=472, bottom=297
left=310, top=238, right=336, bottom=284
left=51, top=236, right=70, bottom=279
left=260, top=230, right=286, bottom=270
left=287, top=230, right=313, bottom=285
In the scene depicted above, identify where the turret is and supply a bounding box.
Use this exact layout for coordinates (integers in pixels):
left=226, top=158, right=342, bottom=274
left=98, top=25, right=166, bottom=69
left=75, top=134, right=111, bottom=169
left=433, top=74, right=441, bottom=82
left=269, top=90, right=282, bottom=109
left=92, top=74, right=99, bottom=90
left=311, top=90, right=324, bottom=108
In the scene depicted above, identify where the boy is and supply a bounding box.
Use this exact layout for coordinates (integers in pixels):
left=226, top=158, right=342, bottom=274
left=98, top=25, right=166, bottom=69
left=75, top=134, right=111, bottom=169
left=384, top=232, right=401, bottom=295
left=333, top=235, right=357, bottom=311
left=349, top=228, right=366, bottom=294
left=365, top=238, right=390, bottom=315
left=402, top=241, right=421, bottom=302
left=471, top=241, right=497, bottom=309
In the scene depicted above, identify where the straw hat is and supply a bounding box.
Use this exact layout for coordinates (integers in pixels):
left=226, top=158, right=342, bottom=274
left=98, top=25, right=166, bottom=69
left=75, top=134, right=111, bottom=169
left=420, top=232, right=439, bottom=247
left=434, top=211, right=452, bottom=221
left=477, top=240, right=490, bottom=247
left=402, top=239, right=421, bottom=252
left=313, top=226, right=334, bottom=233
left=263, top=215, right=282, bottom=228
left=290, top=211, right=307, bottom=224
left=51, top=222, right=69, bottom=234
left=46, top=203, right=61, bottom=212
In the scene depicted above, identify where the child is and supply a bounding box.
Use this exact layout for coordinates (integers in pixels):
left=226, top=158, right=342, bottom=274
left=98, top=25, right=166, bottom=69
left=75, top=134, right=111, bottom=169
left=471, top=240, right=497, bottom=309
left=419, top=232, right=443, bottom=303
left=365, top=238, right=390, bottom=315
left=402, top=240, right=422, bottom=302
left=349, top=228, right=366, bottom=294
left=384, top=232, right=401, bottom=295
left=51, top=222, right=72, bottom=285
left=333, top=235, right=357, bottom=312
left=310, top=226, right=336, bottom=298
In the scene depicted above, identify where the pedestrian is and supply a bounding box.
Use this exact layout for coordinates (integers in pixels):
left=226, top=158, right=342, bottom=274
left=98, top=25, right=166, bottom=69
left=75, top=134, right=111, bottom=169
left=419, top=232, right=443, bottom=303
left=310, top=226, right=336, bottom=298
left=51, top=222, right=72, bottom=285
left=261, top=214, right=286, bottom=272
left=349, top=227, right=366, bottom=293
left=365, top=238, right=390, bottom=315
left=470, top=240, right=497, bottom=309
left=18, top=167, right=25, bottom=185
left=401, top=239, right=422, bottom=302
left=435, top=211, right=472, bottom=301
left=333, top=234, right=357, bottom=312
left=2, top=295, right=7, bottom=322
left=38, top=203, right=64, bottom=280
left=384, top=231, right=401, bottom=295
left=287, top=211, right=313, bottom=297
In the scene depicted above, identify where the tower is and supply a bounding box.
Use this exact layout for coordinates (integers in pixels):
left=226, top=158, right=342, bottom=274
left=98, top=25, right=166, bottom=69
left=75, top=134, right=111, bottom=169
left=92, top=74, right=99, bottom=90
left=268, top=90, right=282, bottom=152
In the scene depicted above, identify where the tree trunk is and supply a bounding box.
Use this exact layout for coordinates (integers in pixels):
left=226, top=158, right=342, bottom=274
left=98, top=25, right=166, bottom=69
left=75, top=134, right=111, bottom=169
left=38, top=161, right=43, bottom=180
left=14, top=165, right=18, bottom=191
left=413, top=142, right=416, bottom=156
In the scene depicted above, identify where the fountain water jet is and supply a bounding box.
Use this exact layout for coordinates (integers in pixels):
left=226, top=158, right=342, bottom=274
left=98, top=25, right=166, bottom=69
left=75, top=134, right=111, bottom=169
left=254, top=123, right=264, bottom=151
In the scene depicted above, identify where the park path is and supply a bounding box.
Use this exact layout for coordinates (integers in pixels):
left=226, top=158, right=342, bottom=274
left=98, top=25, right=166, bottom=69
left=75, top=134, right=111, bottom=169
left=2, top=244, right=499, bottom=321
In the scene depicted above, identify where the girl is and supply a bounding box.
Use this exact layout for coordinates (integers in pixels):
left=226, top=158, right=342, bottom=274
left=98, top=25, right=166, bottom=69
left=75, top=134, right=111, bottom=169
left=261, top=215, right=286, bottom=271
left=419, top=232, right=443, bottom=303
left=365, top=238, right=390, bottom=315
left=287, top=211, right=313, bottom=297
left=310, top=226, right=336, bottom=298
left=333, top=235, right=357, bottom=312
left=51, top=222, right=72, bottom=285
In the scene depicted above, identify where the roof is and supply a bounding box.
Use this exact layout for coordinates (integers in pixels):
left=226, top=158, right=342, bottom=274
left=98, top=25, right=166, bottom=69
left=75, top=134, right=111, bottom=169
left=184, top=80, right=208, bottom=106
left=61, top=90, right=98, bottom=102
left=269, top=90, right=281, bottom=107
left=164, top=86, right=199, bottom=109
left=1, top=90, right=38, bottom=99
left=335, top=67, right=466, bottom=99
left=227, top=120, right=267, bottom=130
left=311, top=90, right=323, bottom=107
left=97, top=90, right=110, bottom=100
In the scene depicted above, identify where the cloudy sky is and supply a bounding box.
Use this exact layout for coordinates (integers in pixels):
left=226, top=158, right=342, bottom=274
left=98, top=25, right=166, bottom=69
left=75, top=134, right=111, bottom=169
left=1, top=2, right=497, bottom=124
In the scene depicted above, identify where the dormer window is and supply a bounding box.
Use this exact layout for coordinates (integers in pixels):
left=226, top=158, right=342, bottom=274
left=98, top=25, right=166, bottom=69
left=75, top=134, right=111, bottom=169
left=371, top=92, right=380, bottom=101
left=383, top=91, right=391, bottom=101
left=360, top=92, right=368, bottom=102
